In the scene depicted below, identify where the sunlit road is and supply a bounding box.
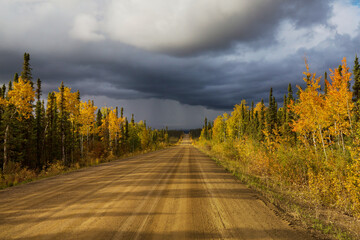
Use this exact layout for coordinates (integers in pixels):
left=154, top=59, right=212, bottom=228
left=0, top=135, right=313, bottom=240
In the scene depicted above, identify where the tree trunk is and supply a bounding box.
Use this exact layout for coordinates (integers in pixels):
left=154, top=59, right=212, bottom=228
left=62, top=132, right=65, bottom=164
left=347, top=100, right=353, bottom=134
left=87, top=129, right=89, bottom=156
left=312, top=131, right=317, bottom=152
left=334, top=121, right=341, bottom=149
left=3, top=125, right=9, bottom=172
left=80, top=134, right=83, bottom=158
left=340, top=130, right=345, bottom=153
left=318, top=124, right=327, bottom=161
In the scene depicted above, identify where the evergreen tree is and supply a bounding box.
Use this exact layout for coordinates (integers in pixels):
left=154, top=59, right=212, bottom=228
left=207, top=121, right=212, bottom=139
left=283, top=94, right=287, bottom=124
left=120, top=107, right=125, bottom=150
left=125, top=117, right=129, bottom=141
left=286, top=83, right=296, bottom=144
left=35, top=79, right=43, bottom=168
left=45, top=92, right=58, bottom=163
left=258, top=98, right=265, bottom=139
left=338, top=64, right=343, bottom=76
left=96, top=109, right=102, bottom=128
left=1, top=85, right=6, bottom=98
left=353, top=55, right=360, bottom=101
left=267, top=88, right=277, bottom=134
left=8, top=81, right=12, bottom=93
left=131, top=114, right=135, bottom=125
left=59, top=82, right=66, bottom=164
left=21, top=53, right=33, bottom=86
left=13, top=73, right=19, bottom=83
left=324, top=72, right=328, bottom=95
left=0, top=53, right=171, bottom=175
left=251, top=101, right=254, bottom=120
left=204, top=117, right=208, bottom=139
left=19, top=53, right=35, bottom=168
left=353, top=55, right=360, bottom=122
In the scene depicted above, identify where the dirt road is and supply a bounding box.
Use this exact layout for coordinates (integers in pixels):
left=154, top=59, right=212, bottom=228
left=0, top=136, right=313, bottom=240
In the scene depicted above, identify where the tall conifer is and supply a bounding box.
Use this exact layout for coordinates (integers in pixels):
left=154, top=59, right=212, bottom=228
left=35, top=79, right=43, bottom=168
left=353, top=55, right=360, bottom=102
left=353, top=55, right=360, bottom=122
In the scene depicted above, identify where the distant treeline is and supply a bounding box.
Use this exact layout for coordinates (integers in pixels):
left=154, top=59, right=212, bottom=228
left=189, top=128, right=202, bottom=139
left=167, top=130, right=184, bottom=139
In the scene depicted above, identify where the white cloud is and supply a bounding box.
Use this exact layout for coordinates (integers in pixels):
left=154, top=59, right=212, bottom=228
left=102, top=0, right=278, bottom=52
left=330, top=0, right=360, bottom=37
left=70, top=14, right=105, bottom=42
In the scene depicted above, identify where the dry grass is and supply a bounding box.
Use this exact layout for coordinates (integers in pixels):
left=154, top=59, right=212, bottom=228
left=0, top=142, right=173, bottom=190
left=195, top=139, right=360, bottom=240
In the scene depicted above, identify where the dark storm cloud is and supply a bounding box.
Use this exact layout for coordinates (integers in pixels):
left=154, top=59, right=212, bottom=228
left=0, top=0, right=359, bottom=129
left=1, top=31, right=359, bottom=111
left=224, top=0, right=330, bottom=55
left=133, top=0, right=333, bottom=56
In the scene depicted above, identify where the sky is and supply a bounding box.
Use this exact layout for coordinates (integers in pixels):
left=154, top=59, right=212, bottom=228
left=0, top=0, right=360, bottom=129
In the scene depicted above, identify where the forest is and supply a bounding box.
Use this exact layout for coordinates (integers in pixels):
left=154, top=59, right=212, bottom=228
left=0, top=53, right=175, bottom=187
left=196, top=56, right=360, bottom=219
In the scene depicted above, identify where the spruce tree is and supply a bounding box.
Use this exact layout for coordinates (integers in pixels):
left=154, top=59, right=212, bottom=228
left=267, top=88, right=277, bottom=134
left=1, top=85, right=5, bottom=98
left=258, top=99, right=265, bottom=140
left=251, top=101, right=254, bottom=121
left=120, top=107, right=125, bottom=149
left=8, top=81, right=12, bottom=93
left=287, top=83, right=296, bottom=144
left=338, top=65, right=343, bottom=76
left=19, top=53, right=35, bottom=169
left=21, top=53, right=33, bottom=85
left=353, top=55, right=360, bottom=122
left=45, top=92, right=56, bottom=163
left=353, top=55, right=360, bottom=102
left=35, top=79, right=43, bottom=168
left=283, top=94, right=287, bottom=124
left=59, top=82, right=66, bottom=164
left=125, top=118, right=129, bottom=141
left=204, top=117, right=208, bottom=140
left=207, top=121, right=212, bottom=139
left=13, top=73, right=19, bottom=83
left=96, top=109, right=102, bottom=127
left=131, top=114, right=135, bottom=125
left=324, top=72, right=328, bottom=95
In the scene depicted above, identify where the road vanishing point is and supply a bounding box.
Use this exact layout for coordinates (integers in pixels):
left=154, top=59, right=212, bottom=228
left=0, top=135, right=313, bottom=240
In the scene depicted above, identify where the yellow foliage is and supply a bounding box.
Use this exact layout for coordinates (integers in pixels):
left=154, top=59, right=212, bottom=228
left=99, top=107, right=124, bottom=142
left=54, top=86, right=80, bottom=120
left=79, top=100, right=97, bottom=136
left=0, top=77, right=35, bottom=119
left=326, top=57, right=353, bottom=138
left=289, top=59, right=326, bottom=146
left=225, top=101, right=250, bottom=140
left=108, top=108, right=124, bottom=141
left=290, top=58, right=353, bottom=151
left=254, top=101, right=266, bottom=115
left=212, top=115, right=227, bottom=143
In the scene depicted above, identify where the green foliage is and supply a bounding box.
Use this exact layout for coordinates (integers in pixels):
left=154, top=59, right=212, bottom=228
left=0, top=53, right=172, bottom=180
left=196, top=56, right=360, bottom=221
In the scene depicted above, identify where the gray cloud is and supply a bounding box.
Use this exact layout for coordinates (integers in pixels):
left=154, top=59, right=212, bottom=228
left=0, top=0, right=359, bottom=129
